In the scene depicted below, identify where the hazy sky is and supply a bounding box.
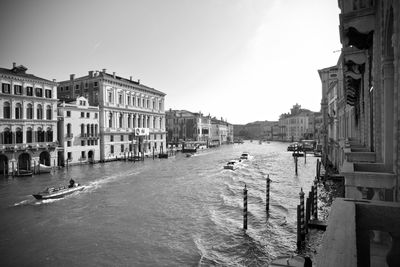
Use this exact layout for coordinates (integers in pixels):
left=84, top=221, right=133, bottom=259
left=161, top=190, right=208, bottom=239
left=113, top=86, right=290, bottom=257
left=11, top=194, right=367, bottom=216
left=0, top=0, right=341, bottom=124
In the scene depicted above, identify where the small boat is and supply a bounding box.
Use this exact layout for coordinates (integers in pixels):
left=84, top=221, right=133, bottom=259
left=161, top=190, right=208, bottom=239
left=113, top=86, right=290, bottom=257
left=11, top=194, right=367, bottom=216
left=36, top=164, right=52, bottom=173
left=186, top=153, right=195, bottom=157
left=240, top=152, right=252, bottom=160
left=223, top=160, right=239, bottom=170
left=32, top=184, right=85, bottom=200
left=269, top=255, right=311, bottom=267
left=15, top=169, right=33, bottom=177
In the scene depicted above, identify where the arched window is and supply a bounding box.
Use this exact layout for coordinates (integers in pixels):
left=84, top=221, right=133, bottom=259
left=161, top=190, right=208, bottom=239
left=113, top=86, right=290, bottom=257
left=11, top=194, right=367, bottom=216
left=3, top=128, right=12, bottom=144
left=109, top=112, right=113, bottom=128
left=95, top=124, right=98, bottom=136
left=3, top=102, right=10, bottom=119
left=67, top=123, right=72, bottom=136
left=87, top=124, right=90, bottom=136
left=37, top=127, right=45, bottom=142
left=15, top=103, right=22, bottom=119
left=81, top=124, right=85, bottom=136
left=26, top=127, right=33, bottom=143
left=46, top=128, right=53, bottom=142
left=127, top=115, right=131, bottom=128
left=26, top=104, right=33, bottom=119
left=37, top=104, right=43, bottom=120
left=16, top=128, right=23, bottom=143
left=91, top=124, right=94, bottom=136
left=46, top=105, right=52, bottom=120
left=119, top=113, right=123, bottom=128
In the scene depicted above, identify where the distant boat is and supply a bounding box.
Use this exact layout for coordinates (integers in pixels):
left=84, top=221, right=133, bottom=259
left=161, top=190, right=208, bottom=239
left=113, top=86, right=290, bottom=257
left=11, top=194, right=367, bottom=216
left=223, top=160, right=240, bottom=170
left=15, top=169, right=33, bottom=177
left=36, top=164, right=52, bottom=173
left=240, top=152, right=253, bottom=160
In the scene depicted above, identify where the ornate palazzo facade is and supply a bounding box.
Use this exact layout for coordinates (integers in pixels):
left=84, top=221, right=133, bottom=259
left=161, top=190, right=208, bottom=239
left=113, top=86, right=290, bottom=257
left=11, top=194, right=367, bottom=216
left=0, top=63, right=58, bottom=174
left=58, top=70, right=166, bottom=161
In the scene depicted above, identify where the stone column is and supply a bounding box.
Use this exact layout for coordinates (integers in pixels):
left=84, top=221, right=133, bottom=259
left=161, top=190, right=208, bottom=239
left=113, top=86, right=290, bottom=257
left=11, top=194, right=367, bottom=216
left=382, top=58, right=394, bottom=170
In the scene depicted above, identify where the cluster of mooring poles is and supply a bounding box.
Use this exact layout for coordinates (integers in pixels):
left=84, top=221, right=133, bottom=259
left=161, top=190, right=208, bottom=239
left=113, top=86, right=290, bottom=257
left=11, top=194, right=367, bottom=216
left=296, top=161, right=327, bottom=251
left=243, top=174, right=271, bottom=231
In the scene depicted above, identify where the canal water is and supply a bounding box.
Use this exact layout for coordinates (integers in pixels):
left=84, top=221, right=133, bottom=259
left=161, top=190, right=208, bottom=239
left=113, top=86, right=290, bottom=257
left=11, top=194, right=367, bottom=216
left=0, top=141, right=320, bottom=266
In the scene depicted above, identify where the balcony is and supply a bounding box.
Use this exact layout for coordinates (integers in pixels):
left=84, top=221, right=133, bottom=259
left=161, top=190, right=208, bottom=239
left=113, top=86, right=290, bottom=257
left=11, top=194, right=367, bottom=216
left=65, top=133, right=73, bottom=139
left=317, top=198, right=400, bottom=267
left=79, top=133, right=99, bottom=140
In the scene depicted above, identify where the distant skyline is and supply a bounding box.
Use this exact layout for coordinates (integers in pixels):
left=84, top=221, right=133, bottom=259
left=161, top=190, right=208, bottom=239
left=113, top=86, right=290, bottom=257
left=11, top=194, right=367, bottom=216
left=0, top=0, right=341, bottom=124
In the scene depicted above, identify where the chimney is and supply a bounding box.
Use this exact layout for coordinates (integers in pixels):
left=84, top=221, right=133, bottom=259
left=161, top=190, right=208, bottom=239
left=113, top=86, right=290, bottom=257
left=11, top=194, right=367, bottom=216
left=130, top=76, right=132, bottom=81
left=13, top=62, right=16, bottom=68
left=70, top=74, right=75, bottom=80
left=113, top=72, right=116, bottom=78
left=53, top=79, right=56, bottom=82
left=89, top=71, right=93, bottom=77
left=102, top=68, right=106, bottom=73
left=138, top=79, right=140, bottom=84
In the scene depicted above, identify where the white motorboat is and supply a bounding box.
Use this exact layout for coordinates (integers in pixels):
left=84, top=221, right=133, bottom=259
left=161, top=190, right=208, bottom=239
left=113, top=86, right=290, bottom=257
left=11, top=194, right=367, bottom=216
left=223, top=160, right=239, bottom=170
left=240, top=152, right=252, bottom=160
left=32, top=183, right=85, bottom=200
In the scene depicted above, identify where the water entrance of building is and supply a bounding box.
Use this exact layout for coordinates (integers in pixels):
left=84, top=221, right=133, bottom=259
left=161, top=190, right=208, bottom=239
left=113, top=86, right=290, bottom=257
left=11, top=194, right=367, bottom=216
left=39, top=151, right=51, bottom=166
left=0, top=155, right=9, bottom=175
left=18, top=153, right=31, bottom=171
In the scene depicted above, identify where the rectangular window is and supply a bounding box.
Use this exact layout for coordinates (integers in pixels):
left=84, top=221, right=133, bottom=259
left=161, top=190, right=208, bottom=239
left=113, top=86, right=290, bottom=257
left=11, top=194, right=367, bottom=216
left=133, top=97, right=136, bottom=106
left=95, top=113, right=98, bottom=119
left=85, top=82, right=88, bottom=88
left=2, top=83, right=10, bottom=93
left=110, top=135, right=114, bottom=142
left=81, top=140, right=85, bottom=146
left=86, top=112, right=90, bottom=118
left=119, top=94, right=122, bottom=104
left=26, top=86, right=33, bottom=96
left=35, top=87, right=43, bottom=97
left=127, top=96, right=131, bottom=105
left=75, top=84, right=79, bottom=89
left=81, top=151, right=86, bottom=159
left=67, top=141, right=71, bottom=147
left=147, top=99, right=150, bottom=108
left=14, top=85, right=22, bottom=95
left=45, top=89, right=52, bottom=98
left=66, top=86, right=69, bottom=91
left=68, top=152, right=72, bottom=160
left=120, top=135, right=124, bottom=141
left=66, top=111, right=71, bottom=117
left=108, top=92, right=112, bottom=102
left=110, top=145, right=114, bottom=154
left=81, top=112, right=84, bottom=118
left=121, top=144, right=124, bottom=152
left=94, top=82, right=98, bottom=87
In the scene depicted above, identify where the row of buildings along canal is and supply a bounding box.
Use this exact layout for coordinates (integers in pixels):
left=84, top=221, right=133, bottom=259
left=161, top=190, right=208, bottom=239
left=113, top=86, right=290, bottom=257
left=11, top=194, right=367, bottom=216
left=0, top=66, right=233, bottom=174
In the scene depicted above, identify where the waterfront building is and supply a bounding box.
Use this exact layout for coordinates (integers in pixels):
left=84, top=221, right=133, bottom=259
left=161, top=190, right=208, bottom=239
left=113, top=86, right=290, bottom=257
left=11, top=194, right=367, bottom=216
left=210, top=117, right=233, bottom=146
left=165, top=109, right=211, bottom=144
left=278, top=104, right=316, bottom=142
left=233, top=121, right=278, bottom=141
left=57, top=96, right=100, bottom=165
left=58, top=70, right=166, bottom=161
left=0, top=63, right=58, bottom=174
left=317, top=1, right=400, bottom=266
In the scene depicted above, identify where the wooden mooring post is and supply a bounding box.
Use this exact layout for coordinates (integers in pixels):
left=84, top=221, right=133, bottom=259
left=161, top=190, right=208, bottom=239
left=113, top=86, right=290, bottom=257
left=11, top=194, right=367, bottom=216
left=243, top=184, right=248, bottom=230
left=12, top=161, right=15, bottom=178
left=299, top=188, right=305, bottom=241
left=266, top=175, right=271, bottom=213
left=313, top=179, right=318, bottom=220
left=295, top=155, right=298, bottom=175
left=297, top=204, right=301, bottom=250
left=304, top=150, right=306, bottom=163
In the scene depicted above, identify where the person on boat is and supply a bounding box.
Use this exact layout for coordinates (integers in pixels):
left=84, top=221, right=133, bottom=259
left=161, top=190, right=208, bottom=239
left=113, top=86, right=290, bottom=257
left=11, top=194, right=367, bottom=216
left=68, top=178, right=75, bottom=188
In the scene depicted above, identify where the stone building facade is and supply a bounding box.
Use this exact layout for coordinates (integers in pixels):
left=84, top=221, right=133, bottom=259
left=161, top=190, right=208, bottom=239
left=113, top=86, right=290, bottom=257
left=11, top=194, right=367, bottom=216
left=278, top=104, right=316, bottom=142
left=0, top=63, right=58, bottom=174
left=317, top=1, right=400, bottom=265
left=57, top=96, right=100, bottom=166
left=58, top=70, right=166, bottom=161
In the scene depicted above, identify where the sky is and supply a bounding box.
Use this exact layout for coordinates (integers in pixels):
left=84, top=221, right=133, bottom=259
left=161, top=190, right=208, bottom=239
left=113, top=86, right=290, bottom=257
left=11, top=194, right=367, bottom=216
left=0, top=0, right=341, bottom=124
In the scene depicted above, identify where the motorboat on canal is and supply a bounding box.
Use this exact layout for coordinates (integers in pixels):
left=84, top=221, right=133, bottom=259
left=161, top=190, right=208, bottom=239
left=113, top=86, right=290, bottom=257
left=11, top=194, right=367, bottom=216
left=32, top=183, right=85, bottom=200
left=35, top=164, right=52, bottom=173
left=269, top=255, right=311, bottom=267
left=223, top=160, right=240, bottom=170
left=186, top=153, right=196, bottom=157
left=240, top=152, right=252, bottom=160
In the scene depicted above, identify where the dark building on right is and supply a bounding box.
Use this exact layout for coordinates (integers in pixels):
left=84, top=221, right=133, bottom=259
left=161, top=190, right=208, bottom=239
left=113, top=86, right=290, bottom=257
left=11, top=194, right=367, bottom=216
left=317, top=1, right=400, bottom=266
